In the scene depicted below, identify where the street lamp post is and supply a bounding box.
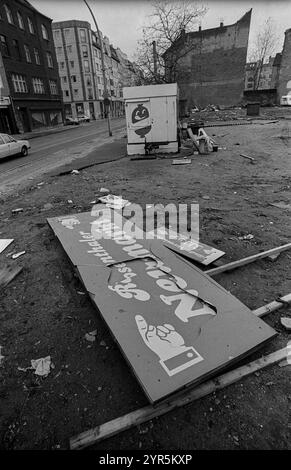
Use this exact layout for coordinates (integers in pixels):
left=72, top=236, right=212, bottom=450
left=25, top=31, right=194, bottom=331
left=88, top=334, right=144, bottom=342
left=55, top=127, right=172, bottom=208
left=83, top=0, right=112, bottom=136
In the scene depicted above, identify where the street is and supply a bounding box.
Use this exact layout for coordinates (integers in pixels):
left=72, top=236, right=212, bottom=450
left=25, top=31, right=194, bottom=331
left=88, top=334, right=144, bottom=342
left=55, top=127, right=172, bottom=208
left=0, top=118, right=126, bottom=195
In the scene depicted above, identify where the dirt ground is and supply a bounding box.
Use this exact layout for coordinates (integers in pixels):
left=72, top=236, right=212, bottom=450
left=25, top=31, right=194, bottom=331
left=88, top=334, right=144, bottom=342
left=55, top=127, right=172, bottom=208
left=0, top=109, right=290, bottom=450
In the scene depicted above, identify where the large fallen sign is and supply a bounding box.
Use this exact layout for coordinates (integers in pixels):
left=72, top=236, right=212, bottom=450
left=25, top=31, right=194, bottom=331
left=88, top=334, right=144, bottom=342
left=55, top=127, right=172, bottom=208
left=48, top=207, right=276, bottom=403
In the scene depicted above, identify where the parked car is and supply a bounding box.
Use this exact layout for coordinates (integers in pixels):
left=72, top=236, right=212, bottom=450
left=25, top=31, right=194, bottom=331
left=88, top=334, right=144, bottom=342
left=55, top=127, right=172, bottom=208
left=64, top=116, right=80, bottom=126
left=280, top=95, right=291, bottom=106
left=0, top=133, right=30, bottom=160
left=77, top=115, right=90, bottom=123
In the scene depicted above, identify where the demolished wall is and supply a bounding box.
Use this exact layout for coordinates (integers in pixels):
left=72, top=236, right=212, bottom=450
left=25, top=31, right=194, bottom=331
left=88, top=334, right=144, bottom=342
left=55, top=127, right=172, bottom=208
left=277, top=28, right=291, bottom=101
left=164, top=10, right=252, bottom=113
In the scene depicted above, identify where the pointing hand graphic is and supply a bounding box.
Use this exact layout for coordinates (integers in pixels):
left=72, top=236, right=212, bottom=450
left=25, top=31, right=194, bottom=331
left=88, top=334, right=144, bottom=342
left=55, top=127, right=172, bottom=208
left=135, top=315, right=203, bottom=376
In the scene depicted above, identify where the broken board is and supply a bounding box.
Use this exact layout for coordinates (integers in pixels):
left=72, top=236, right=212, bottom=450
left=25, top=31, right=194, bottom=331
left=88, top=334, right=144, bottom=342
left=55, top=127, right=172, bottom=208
left=147, top=227, right=225, bottom=266
left=48, top=207, right=276, bottom=403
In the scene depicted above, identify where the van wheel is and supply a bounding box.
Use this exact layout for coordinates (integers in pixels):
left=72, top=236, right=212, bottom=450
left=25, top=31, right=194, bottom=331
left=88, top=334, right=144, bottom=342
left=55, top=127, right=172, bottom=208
left=21, top=146, right=28, bottom=157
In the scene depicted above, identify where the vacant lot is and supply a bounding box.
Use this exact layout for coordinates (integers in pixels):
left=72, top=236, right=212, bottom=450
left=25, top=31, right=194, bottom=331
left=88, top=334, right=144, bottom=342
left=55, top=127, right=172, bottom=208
left=0, top=111, right=290, bottom=450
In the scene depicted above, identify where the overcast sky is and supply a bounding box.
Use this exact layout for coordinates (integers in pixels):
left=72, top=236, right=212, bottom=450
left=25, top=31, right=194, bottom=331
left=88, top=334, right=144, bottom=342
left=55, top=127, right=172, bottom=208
left=30, top=0, right=291, bottom=60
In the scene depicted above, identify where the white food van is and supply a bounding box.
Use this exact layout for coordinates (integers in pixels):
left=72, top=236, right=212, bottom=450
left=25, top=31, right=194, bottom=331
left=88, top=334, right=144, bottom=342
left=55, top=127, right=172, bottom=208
left=123, top=83, right=179, bottom=156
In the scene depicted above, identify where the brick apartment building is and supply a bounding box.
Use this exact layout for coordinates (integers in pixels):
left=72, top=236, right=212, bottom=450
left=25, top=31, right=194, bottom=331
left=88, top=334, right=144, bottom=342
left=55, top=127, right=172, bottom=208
left=0, top=0, right=63, bottom=134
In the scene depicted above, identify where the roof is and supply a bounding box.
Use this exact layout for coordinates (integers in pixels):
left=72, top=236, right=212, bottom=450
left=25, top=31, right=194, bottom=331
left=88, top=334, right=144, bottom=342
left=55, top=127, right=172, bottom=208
left=15, top=0, right=52, bottom=21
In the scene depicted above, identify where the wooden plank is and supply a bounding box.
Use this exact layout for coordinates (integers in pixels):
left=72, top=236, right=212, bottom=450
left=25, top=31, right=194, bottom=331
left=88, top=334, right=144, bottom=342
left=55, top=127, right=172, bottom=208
left=70, top=347, right=287, bottom=450
left=240, top=153, right=255, bottom=162
left=0, top=265, right=23, bottom=289
left=253, top=293, right=291, bottom=318
left=205, top=243, right=291, bottom=276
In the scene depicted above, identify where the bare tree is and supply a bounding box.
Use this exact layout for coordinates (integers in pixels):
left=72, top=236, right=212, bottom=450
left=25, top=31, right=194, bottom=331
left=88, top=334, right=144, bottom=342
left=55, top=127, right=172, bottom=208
left=249, top=17, right=278, bottom=90
left=134, top=0, right=207, bottom=84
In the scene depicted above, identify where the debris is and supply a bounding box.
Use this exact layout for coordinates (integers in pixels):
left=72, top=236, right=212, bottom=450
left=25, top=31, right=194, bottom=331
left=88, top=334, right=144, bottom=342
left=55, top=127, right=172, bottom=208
left=270, top=202, right=291, bottom=211
left=280, top=317, right=291, bottom=331
left=12, top=208, right=23, bottom=214
left=238, top=234, right=254, bottom=240
left=268, top=253, right=281, bottom=261
left=77, top=291, right=85, bottom=295
left=70, top=347, right=287, bottom=450
left=240, top=153, right=255, bottom=162
left=31, top=356, right=52, bottom=377
left=71, top=170, right=80, bottom=175
left=0, top=346, right=4, bottom=366
left=89, top=200, right=97, bottom=204
left=43, top=203, right=53, bottom=211
left=202, top=196, right=210, bottom=200
left=37, top=182, right=45, bottom=186
left=68, top=200, right=73, bottom=204
left=12, top=251, right=26, bottom=259
left=100, top=341, right=106, bottom=347
left=99, top=188, right=109, bottom=193
left=85, top=330, right=97, bottom=342
left=0, top=239, right=14, bottom=254
left=98, top=194, right=130, bottom=209
left=172, top=158, right=191, bottom=165
left=0, top=265, right=23, bottom=289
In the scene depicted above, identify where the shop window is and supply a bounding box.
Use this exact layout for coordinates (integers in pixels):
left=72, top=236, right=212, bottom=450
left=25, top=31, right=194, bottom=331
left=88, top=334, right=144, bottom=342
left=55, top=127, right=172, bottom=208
left=31, top=112, right=46, bottom=129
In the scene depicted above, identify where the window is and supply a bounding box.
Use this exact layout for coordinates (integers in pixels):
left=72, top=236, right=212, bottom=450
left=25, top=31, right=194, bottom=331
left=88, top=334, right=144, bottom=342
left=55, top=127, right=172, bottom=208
left=41, top=24, right=48, bottom=40
left=28, top=17, right=34, bottom=34
left=98, top=88, right=102, bottom=95
left=12, top=74, right=27, bottom=93
left=67, top=45, right=72, bottom=53
left=74, top=89, right=78, bottom=94
left=34, top=48, right=40, bottom=65
left=80, top=29, right=86, bottom=43
left=24, top=45, right=31, bottom=63
left=88, top=88, right=93, bottom=99
left=60, top=61, right=65, bottom=69
left=96, top=62, right=99, bottom=71
left=0, top=35, right=9, bottom=56
left=47, top=52, right=53, bottom=68
left=12, top=40, right=21, bottom=60
left=64, top=29, right=70, bottom=37
left=17, top=11, right=24, bottom=29
left=70, top=61, right=74, bottom=68
left=32, top=77, right=45, bottom=94
left=54, top=30, right=60, bottom=40
left=64, top=90, right=69, bottom=97
left=82, top=45, right=88, bottom=58
left=71, top=75, right=77, bottom=82
left=62, top=76, right=67, bottom=83
left=97, top=76, right=101, bottom=84
left=86, top=76, right=91, bottom=86
left=84, top=60, right=89, bottom=72
left=93, top=49, right=98, bottom=57
left=49, top=80, right=58, bottom=95
left=56, top=46, right=62, bottom=54
left=4, top=5, right=14, bottom=24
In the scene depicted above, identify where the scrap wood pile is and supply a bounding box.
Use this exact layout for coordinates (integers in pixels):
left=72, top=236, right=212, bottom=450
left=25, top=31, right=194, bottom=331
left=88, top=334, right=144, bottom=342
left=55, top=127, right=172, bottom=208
left=23, top=195, right=289, bottom=449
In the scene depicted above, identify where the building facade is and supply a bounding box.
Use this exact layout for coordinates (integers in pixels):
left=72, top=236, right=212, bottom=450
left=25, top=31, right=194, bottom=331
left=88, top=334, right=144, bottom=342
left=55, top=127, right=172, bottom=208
left=245, top=55, right=281, bottom=91
left=277, top=28, right=291, bottom=100
left=163, top=10, right=252, bottom=113
left=52, top=20, right=139, bottom=120
left=0, top=0, right=63, bottom=134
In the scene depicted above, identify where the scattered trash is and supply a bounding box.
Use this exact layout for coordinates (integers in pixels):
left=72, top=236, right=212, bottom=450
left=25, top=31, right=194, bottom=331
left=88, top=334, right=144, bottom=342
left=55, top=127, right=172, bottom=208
left=0, top=239, right=14, bottom=254
left=0, top=265, right=23, bottom=289
left=280, top=317, right=291, bottom=331
left=43, top=203, right=53, bottom=211
left=202, top=195, right=210, bottom=200
left=270, top=202, right=291, bottom=211
left=0, top=346, right=4, bottom=366
left=71, top=170, right=80, bottom=175
left=240, top=153, right=255, bottom=163
left=99, top=188, right=109, bottom=193
left=172, top=158, right=191, bottom=165
left=98, top=194, right=130, bottom=209
left=85, top=330, right=97, bottom=342
left=268, top=253, right=281, bottom=262
left=68, top=200, right=73, bottom=204
left=12, top=251, right=26, bottom=259
left=89, top=200, right=97, bottom=204
left=37, top=182, right=45, bottom=186
left=31, top=356, right=53, bottom=377
left=12, top=208, right=23, bottom=214
left=77, top=291, right=85, bottom=295
left=238, top=234, right=254, bottom=241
